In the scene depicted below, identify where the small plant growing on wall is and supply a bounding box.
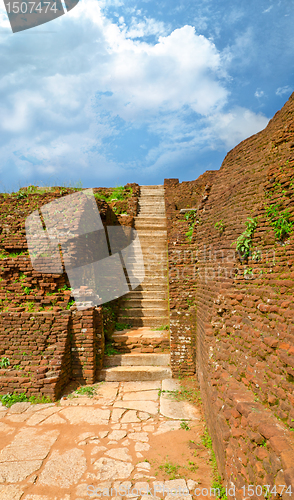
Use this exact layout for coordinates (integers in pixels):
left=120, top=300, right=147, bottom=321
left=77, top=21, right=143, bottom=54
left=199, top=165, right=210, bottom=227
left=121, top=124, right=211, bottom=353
left=232, top=217, right=258, bottom=260
left=185, top=210, right=197, bottom=242
left=265, top=203, right=293, bottom=241
left=0, top=357, right=10, bottom=369
left=214, top=219, right=225, bottom=234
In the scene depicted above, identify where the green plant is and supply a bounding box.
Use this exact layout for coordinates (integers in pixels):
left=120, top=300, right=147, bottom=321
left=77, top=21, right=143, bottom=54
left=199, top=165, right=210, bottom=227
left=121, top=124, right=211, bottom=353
left=187, top=460, right=199, bottom=472
left=114, top=322, right=131, bottom=331
left=201, top=429, right=213, bottom=449
left=215, top=219, right=225, bottom=234
left=243, top=267, right=253, bottom=277
left=212, top=479, right=227, bottom=499
left=22, top=286, right=33, bottom=295
left=180, top=420, right=190, bottom=431
left=66, top=299, right=75, bottom=310
left=0, top=357, right=10, bottom=369
left=151, top=325, right=169, bottom=331
left=252, top=250, right=261, bottom=261
left=185, top=210, right=197, bottom=242
left=158, top=460, right=180, bottom=479
left=104, top=342, right=120, bottom=356
left=75, top=386, right=95, bottom=397
left=265, top=203, right=293, bottom=240
left=232, top=217, right=258, bottom=259
left=0, top=392, right=51, bottom=407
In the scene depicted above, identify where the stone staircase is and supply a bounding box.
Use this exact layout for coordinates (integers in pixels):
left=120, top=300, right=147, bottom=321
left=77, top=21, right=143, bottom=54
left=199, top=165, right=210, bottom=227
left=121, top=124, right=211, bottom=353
left=117, top=184, right=169, bottom=328
left=99, top=185, right=171, bottom=382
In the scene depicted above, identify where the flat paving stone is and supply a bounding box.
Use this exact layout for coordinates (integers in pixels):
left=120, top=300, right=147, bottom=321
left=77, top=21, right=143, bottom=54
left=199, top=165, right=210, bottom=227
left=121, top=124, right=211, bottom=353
left=23, top=495, right=70, bottom=500
left=39, top=414, right=66, bottom=425
left=134, top=442, right=150, bottom=451
left=108, top=430, right=127, bottom=441
left=165, top=479, right=189, bottom=493
left=113, top=401, right=158, bottom=414
left=0, top=428, right=59, bottom=462
left=105, top=447, right=132, bottom=461
left=161, top=379, right=181, bottom=391
left=121, top=381, right=162, bottom=392
left=60, top=407, right=110, bottom=425
left=128, top=432, right=149, bottom=443
left=0, top=484, right=24, bottom=500
left=122, top=390, right=159, bottom=401
left=92, top=457, right=134, bottom=480
left=9, top=402, right=32, bottom=414
left=120, top=410, right=141, bottom=423
left=159, top=394, right=200, bottom=420
left=0, top=460, right=43, bottom=483
left=38, top=448, right=86, bottom=487
left=111, top=408, right=126, bottom=423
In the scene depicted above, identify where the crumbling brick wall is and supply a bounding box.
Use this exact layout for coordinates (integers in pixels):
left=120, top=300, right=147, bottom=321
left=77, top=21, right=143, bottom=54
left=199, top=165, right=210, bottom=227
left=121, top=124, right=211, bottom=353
left=165, top=94, right=294, bottom=492
left=164, top=173, right=217, bottom=376
left=0, top=183, right=139, bottom=400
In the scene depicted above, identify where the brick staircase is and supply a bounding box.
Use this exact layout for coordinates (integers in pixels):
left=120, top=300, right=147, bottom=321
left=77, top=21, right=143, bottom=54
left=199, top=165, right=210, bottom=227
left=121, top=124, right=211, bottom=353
left=99, top=185, right=171, bottom=382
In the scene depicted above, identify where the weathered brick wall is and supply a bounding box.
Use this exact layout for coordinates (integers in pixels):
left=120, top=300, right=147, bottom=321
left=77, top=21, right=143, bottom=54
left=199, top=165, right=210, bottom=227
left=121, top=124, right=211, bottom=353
left=194, top=95, right=294, bottom=492
left=70, top=307, right=104, bottom=384
left=165, top=94, right=294, bottom=491
left=0, top=311, right=71, bottom=399
left=0, top=307, right=104, bottom=400
left=164, top=173, right=217, bottom=376
left=0, top=183, right=139, bottom=399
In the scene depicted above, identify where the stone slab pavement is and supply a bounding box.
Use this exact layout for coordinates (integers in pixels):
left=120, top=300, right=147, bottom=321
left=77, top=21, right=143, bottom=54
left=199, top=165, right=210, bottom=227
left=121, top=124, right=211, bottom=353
left=0, top=379, right=213, bottom=500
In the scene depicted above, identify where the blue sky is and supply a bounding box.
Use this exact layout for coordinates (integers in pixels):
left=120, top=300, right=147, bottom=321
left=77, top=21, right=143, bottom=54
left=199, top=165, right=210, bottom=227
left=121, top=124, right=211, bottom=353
left=0, top=0, right=293, bottom=191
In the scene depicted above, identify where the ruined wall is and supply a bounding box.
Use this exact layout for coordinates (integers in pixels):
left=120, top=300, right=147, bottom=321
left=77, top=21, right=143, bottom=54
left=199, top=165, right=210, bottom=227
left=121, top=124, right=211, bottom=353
left=164, top=173, right=217, bottom=376
left=0, top=184, right=139, bottom=399
left=0, top=307, right=103, bottom=400
left=194, top=95, right=294, bottom=492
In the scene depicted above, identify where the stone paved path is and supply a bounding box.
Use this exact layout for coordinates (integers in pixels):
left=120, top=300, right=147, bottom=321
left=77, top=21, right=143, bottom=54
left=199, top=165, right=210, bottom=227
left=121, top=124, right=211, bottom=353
left=0, top=379, right=213, bottom=500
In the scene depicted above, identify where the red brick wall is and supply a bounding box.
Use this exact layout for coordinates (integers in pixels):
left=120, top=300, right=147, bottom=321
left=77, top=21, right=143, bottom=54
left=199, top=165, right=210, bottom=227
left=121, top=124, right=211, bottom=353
left=0, top=307, right=103, bottom=400
left=165, top=94, right=294, bottom=492
left=164, top=173, right=217, bottom=376
left=70, top=307, right=104, bottom=384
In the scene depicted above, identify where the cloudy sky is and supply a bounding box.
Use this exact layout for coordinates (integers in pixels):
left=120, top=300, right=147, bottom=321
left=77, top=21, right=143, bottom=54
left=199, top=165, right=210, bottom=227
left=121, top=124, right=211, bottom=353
left=0, top=0, right=293, bottom=191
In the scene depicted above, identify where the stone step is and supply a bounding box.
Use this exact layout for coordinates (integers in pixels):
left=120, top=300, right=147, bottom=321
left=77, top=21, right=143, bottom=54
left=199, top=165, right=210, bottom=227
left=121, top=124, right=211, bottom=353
left=117, top=314, right=169, bottom=328
left=118, top=308, right=168, bottom=318
left=117, top=316, right=169, bottom=327
left=126, top=291, right=167, bottom=300
left=135, top=223, right=167, bottom=230
left=135, top=216, right=166, bottom=221
left=104, top=353, right=170, bottom=367
left=121, top=299, right=168, bottom=308
left=98, top=366, right=172, bottom=382
left=132, top=283, right=167, bottom=292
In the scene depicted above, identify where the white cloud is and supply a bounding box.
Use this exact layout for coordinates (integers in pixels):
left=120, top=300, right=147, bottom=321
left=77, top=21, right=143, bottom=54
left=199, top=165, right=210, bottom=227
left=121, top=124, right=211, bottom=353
left=254, top=89, right=264, bottom=98
left=276, top=85, right=292, bottom=97
left=207, top=106, right=269, bottom=149
left=0, top=1, right=271, bottom=188
left=263, top=6, right=273, bottom=14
